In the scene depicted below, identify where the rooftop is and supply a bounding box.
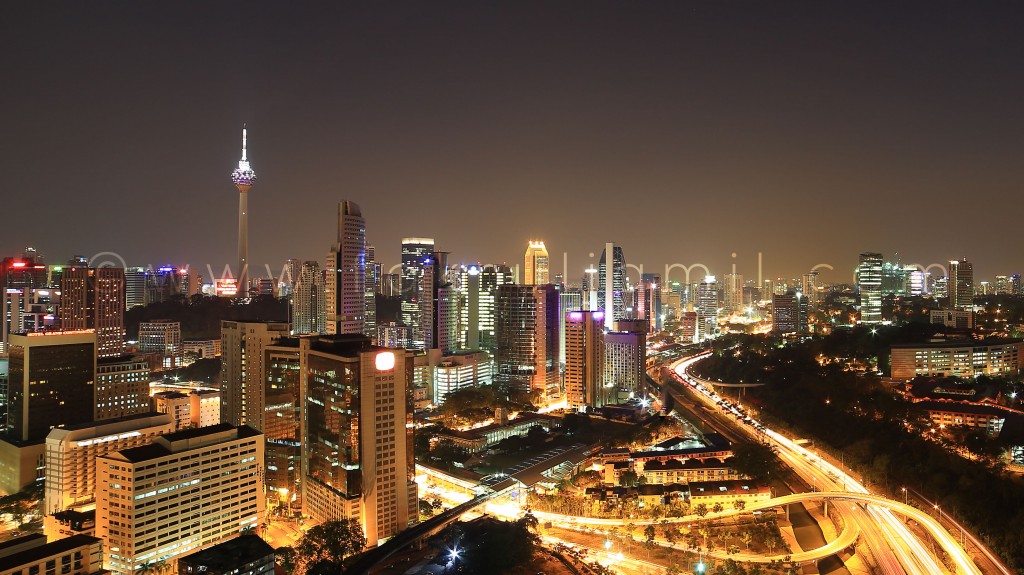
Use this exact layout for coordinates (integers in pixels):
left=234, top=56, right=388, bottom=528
left=0, top=535, right=101, bottom=572
left=179, top=535, right=274, bottom=572
left=892, top=338, right=1023, bottom=349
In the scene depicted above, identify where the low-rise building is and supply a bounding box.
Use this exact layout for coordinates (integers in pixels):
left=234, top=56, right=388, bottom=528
left=638, top=457, right=740, bottom=485
left=151, top=391, right=191, bottom=431
left=890, top=339, right=1024, bottom=380
left=178, top=535, right=274, bottom=575
left=0, top=535, right=104, bottom=575
left=917, top=401, right=1007, bottom=436
left=687, top=480, right=771, bottom=507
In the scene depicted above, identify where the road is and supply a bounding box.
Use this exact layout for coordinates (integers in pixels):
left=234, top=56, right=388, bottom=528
left=670, top=354, right=983, bottom=575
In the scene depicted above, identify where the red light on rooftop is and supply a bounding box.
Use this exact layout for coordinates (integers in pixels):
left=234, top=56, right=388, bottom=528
left=11, top=262, right=26, bottom=268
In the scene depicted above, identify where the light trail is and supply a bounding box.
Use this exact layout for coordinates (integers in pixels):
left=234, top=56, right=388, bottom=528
left=670, top=354, right=983, bottom=575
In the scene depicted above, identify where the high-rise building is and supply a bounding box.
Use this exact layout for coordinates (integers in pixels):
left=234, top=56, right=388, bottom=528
left=44, top=413, right=173, bottom=516
left=292, top=261, right=326, bottom=335
left=400, top=238, right=435, bottom=349
left=299, top=336, right=416, bottom=547
left=6, top=331, right=96, bottom=442
left=125, top=267, right=146, bottom=310
left=696, top=276, right=720, bottom=340
left=434, top=350, right=493, bottom=405
left=379, top=274, right=401, bottom=297
left=456, top=265, right=483, bottom=351
left=950, top=258, right=974, bottom=310
left=597, top=243, right=627, bottom=329
left=144, top=266, right=191, bottom=305
left=772, top=292, right=807, bottom=334
left=857, top=253, right=883, bottom=325
left=635, top=273, right=662, bottom=331
left=494, top=284, right=559, bottom=399
left=59, top=267, right=125, bottom=357
left=524, top=241, right=550, bottom=285
left=558, top=286, right=584, bottom=365
left=325, top=201, right=367, bottom=335
left=96, top=424, right=265, bottom=575
left=996, top=275, right=1011, bottom=295
left=95, top=355, right=150, bottom=421
left=565, top=310, right=604, bottom=409
left=263, top=340, right=301, bottom=498
left=0, top=256, right=48, bottom=293
left=364, top=244, right=377, bottom=339
left=1, top=288, right=57, bottom=353
left=722, top=273, right=743, bottom=314
left=603, top=322, right=646, bottom=403
left=138, top=319, right=182, bottom=369
left=230, top=126, right=256, bottom=298
left=801, top=272, right=819, bottom=307
left=436, top=284, right=459, bottom=354
left=478, top=264, right=514, bottom=352
left=377, top=322, right=411, bottom=349
left=220, top=321, right=290, bottom=430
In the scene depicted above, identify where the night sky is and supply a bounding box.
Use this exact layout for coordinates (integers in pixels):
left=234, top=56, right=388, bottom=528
left=3, top=2, right=1023, bottom=283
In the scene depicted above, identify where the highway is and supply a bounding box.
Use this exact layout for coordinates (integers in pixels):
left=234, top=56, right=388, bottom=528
left=669, top=354, right=983, bottom=575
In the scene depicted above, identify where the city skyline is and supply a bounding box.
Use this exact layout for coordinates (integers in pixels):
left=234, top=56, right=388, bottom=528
left=4, top=3, right=1024, bottom=280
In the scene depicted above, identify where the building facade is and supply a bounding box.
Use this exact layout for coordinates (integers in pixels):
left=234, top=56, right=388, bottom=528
left=325, top=201, right=367, bottom=335
left=95, top=424, right=265, bottom=575
left=95, top=356, right=151, bottom=421
left=299, top=336, right=416, bottom=547
left=59, top=267, right=125, bottom=357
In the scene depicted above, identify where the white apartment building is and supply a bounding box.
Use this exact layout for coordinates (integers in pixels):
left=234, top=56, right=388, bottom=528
left=95, top=424, right=265, bottom=575
left=44, top=413, right=174, bottom=516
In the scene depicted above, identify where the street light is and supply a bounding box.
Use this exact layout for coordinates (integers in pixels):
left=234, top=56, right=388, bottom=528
left=900, top=487, right=907, bottom=505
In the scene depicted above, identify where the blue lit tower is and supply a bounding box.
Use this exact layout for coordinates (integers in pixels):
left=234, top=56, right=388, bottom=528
left=231, top=125, right=257, bottom=298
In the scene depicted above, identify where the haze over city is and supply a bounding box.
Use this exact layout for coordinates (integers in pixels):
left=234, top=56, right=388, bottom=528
left=4, top=3, right=1024, bottom=280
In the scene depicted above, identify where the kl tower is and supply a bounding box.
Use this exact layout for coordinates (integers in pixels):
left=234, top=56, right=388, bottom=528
left=230, top=125, right=256, bottom=298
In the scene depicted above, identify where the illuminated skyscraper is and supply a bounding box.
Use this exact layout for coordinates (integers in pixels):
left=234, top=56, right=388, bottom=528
left=400, top=238, right=435, bottom=349
left=364, top=244, right=377, bottom=339
left=857, top=252, right=883, bottom=324
left=801, top=271, right=819, bottom=307
left=696, top=275, right=720, bottom=340
left=495, top=284, right=559, bottom=399
left=325, top=201, right=366, bottom=335
left=597, top=243, right=627, bottom=329
left=299, top=336, right=416, bottom=547
left=636, top=273, right=662, bottom=331
left=59, top=266, right=125, bottom=357
left=478, top=264, right=513, bottom=351
left=722, top=273, right=743, bottom=314
left=6, top=331, right=96, bottom=442
left=558, top=286, right=584, bottom=365
left=292, top=260, right=326, bottom=335
left=949, top=258, right=974, bottom=310
left=230, top=125, right=256, bottom=298
left=524, top=241, right=550, bottom=285
left=220, top=320, right=290, bottom=430
left=565, top=310, right=604, bottom=409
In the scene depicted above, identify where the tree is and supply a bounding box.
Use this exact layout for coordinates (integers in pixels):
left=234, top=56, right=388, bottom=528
left=275, top=547, right=298, bottom=575
left=644, top=524, right=657, bottom=543
left=296, top=519, right=367, bottom=572
left=731, top=442, right=787, bottom=483
left=765, top=535, right=780, bottom=555
left=711, top=502, right=724, bottom=514
left=740, top=530, right=753, bottom=550
left=695, top=503, right=709, bottom=518
left=733, top=500, right=746, bottom=512
left=619, top=470, right=640, bottom=487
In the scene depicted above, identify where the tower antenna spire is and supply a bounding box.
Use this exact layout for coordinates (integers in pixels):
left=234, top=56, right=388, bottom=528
left=241, top=123, right=247, bottom=161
